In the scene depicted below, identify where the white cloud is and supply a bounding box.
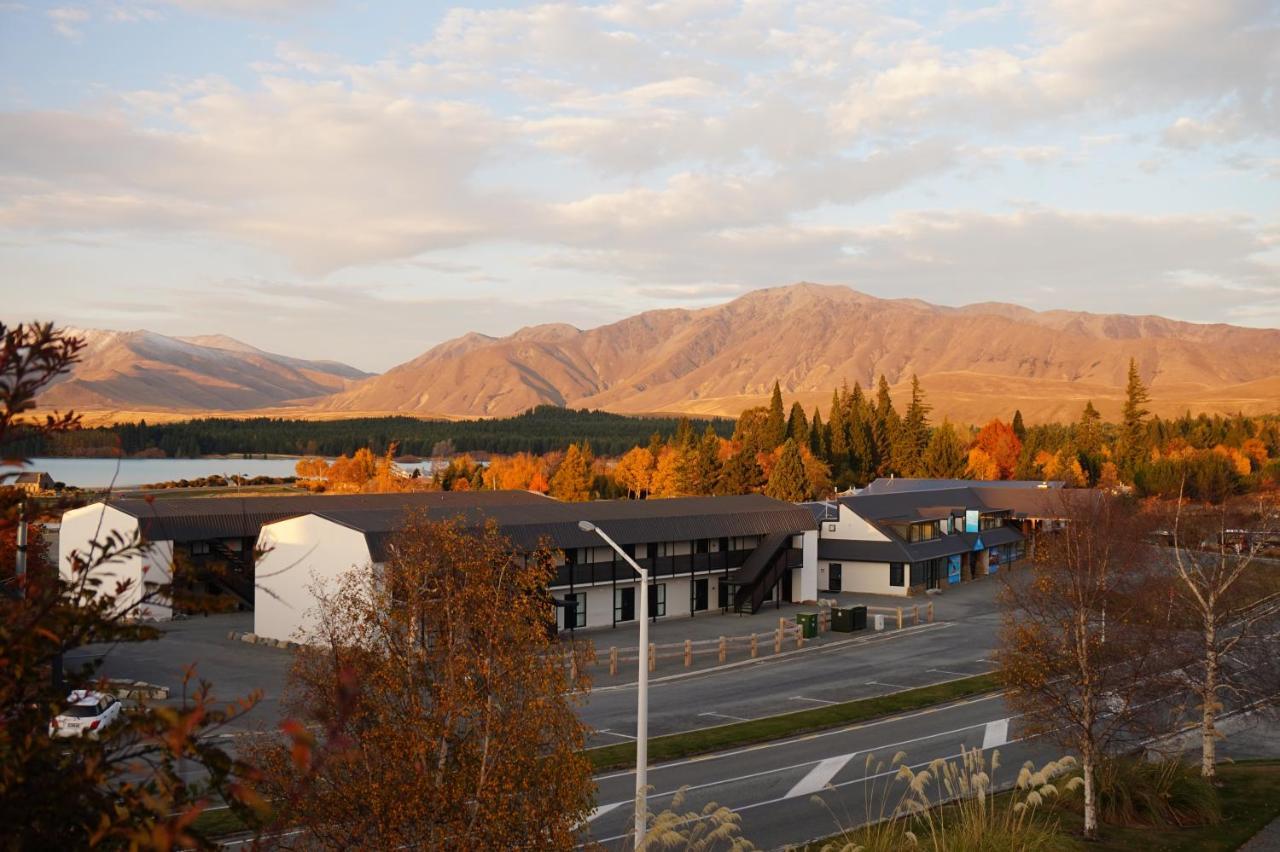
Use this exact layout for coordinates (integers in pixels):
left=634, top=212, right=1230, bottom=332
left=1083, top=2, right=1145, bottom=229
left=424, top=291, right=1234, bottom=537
left=47, top=6, right=89, bottom=39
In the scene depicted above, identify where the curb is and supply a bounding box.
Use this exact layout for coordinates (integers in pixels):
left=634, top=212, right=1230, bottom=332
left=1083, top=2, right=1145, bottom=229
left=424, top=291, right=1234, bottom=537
left=227, top=629, right=299, bottom=651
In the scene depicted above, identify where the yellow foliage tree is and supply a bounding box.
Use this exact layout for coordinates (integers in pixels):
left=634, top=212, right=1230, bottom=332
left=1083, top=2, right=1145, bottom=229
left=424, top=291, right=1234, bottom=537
left=613, top=446, right=655, bottom=499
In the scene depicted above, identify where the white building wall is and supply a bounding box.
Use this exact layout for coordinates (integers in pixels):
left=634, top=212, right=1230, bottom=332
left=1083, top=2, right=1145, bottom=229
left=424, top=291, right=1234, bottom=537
left=255, top=514, right=375, bottom=642
left=795, top=529, right=819, bottom=602
left=831, top=505, right=892, bottom=540
left=58, top=503, right=172, bottom=620
left=818, top=559, right=901, bottom=596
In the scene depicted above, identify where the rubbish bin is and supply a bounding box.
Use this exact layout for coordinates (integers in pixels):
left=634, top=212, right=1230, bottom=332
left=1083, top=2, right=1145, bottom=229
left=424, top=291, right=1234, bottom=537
left=831, top=607, right=854, bottom=632
left=873, top=613, right=885, bottom=632
left=796, top=612, right=818, bottom=638
left=851, top=605, right=868, bottom=631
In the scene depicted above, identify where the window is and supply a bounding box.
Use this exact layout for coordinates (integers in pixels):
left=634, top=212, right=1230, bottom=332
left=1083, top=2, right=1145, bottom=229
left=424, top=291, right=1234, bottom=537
left=889, top=563, right=905, bottom=587
left=827, top=523, right=837, bottom=532
left=695, top=539, right=709, bottom=554
left=222, top=538, right=243, bottom=552
left=907, top=523, right=939, bottom=542
left=648, top=583, right=666, bottom=618
left=979, top=512, right=1008, bottom=531
left=190, top=541, right=210, bottom=556
left=658, top=542, right=680, bottom=557
left=563, top=593, right=586, bottom=629
left=615, top=587, right=636, bottom=623
left=909, top=562, right=926, bottom=586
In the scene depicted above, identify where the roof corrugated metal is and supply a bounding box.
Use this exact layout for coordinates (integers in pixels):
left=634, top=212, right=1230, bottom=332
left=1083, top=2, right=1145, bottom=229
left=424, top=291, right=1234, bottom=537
left=860, top=478, right=1063, bottom=494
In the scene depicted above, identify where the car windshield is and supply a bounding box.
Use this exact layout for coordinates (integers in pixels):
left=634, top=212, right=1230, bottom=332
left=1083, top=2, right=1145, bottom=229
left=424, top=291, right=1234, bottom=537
left=62, top=704, right=101, bottom=718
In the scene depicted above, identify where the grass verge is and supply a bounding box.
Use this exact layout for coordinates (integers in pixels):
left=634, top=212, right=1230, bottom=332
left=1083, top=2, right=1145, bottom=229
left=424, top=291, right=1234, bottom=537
left=192, top=805, right=251, bottom=839
left=587, top=672, right=1000, bottom=773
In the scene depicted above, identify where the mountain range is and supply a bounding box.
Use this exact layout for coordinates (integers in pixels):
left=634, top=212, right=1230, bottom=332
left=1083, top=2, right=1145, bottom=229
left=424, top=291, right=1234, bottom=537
left=37, top=284, right=1280, bottom=424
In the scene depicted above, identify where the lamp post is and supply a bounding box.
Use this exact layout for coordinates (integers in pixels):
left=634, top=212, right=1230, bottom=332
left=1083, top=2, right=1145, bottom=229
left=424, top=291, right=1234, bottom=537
left=578, top=520, right=648, bottom=850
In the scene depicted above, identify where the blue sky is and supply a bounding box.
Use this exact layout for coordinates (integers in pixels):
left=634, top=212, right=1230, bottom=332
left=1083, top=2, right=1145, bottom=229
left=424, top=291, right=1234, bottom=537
left=2, top=0, right=1277, bottom=371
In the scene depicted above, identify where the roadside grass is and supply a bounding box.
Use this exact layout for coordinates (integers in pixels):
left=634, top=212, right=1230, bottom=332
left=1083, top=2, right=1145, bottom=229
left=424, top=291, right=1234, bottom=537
left=796, top=760, right=1280, bottom=852
left=587, top=672, right=1001, bottom=773
left=191, top=805, right=252, bottom=839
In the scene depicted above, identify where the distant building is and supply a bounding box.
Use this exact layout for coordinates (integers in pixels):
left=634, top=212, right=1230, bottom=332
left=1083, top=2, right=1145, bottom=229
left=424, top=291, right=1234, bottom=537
left=806, top=480, right=1069, bottom=597
left=11, top=471, right=54, bottom=495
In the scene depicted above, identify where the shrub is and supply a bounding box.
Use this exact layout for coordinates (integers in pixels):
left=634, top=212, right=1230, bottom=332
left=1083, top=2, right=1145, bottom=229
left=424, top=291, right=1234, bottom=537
left=1079, top=758, right=1221, bottom=829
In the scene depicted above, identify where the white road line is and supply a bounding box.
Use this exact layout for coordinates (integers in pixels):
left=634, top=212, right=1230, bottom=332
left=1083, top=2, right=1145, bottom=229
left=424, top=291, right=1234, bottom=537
left=928, top=668, right=981, bottom=677
left=785, top=753, right=855, bottom=799
left=592, top=692, right=1012, bottom=782
left=587, top=802, right=625, bottom=823
left=982, top=718, right=1009, bottom=750
left=865, top=681, right=911, bottom=690
left=790, top=696, right=837, bottom=705
left=595, top=729, right=636, bottom=741
left=699, top=712, right=750, bottom=722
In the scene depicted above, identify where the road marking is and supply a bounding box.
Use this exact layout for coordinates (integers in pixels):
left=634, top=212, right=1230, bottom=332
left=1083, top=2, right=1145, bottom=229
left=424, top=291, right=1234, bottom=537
left=928, top=668, right=980, bottom=677
left=588, top=801, right=625, bottom=823
left=700, top=712, right=750, bottom=722
left=865, top=680, right=911, bottom=690
left=592, top=692, right=1011, bottom=782
left=982, top=718, right=1009, bottom=750
left=785, top=753, right=855, bottom=799
left=595, top=729, right=636, bottom=741
left=790, top=696, right=836, bottom=705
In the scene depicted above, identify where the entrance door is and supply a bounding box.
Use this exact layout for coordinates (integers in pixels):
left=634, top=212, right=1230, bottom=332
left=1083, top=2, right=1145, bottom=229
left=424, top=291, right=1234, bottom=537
left=694, top=578, right=709, bottom=612
left=828, top=563, right=843, bottom=593
left=927, top=560, right=941, bottom=590
left=614, top=586, right=635, bottom=623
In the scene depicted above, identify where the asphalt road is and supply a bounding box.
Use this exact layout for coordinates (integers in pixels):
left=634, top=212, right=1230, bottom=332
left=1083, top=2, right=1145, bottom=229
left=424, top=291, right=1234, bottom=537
left=586, top=691, right=1052, bottom=850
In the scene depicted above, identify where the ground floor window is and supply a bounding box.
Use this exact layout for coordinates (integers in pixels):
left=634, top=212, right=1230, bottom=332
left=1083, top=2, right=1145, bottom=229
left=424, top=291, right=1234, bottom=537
left=615, top=586, right=635, bottom=623
left=694, top=578, right=709, bottom=612
left=563, top=592, right=586, bottom=629
left=648, top=583, right=666, bottom=618
left=889, top=563, right=905, bottom=587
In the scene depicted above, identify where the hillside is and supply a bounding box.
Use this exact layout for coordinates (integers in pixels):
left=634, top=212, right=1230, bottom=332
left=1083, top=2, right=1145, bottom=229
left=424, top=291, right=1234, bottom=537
left=318, top=283, right=1280, bottom=423
left=40, top=329, right=372, bottom=412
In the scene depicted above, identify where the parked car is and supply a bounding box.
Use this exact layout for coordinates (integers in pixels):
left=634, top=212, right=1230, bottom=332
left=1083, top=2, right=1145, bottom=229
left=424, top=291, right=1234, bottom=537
left=49, top=691, right=122, bottom=739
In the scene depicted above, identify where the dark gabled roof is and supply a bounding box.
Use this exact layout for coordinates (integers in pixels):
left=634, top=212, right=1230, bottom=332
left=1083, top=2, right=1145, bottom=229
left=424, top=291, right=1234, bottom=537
left=275, top=493, right=817, bottom=562
left=859, top=478, right=1063, bottom=494
left=817, top=537, right=912, bottom=563
left=14, top=471, right=52, bottom=484
left=817, top=523, right=1026, bottom=564
left=801, top=501, right=839, bottom=523
left=98, top=491, right=551, bottom=543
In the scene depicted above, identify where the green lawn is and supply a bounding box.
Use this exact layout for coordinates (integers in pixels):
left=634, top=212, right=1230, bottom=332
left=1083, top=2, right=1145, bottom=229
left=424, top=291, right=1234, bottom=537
left=587, top=672, right=1001, bottom=773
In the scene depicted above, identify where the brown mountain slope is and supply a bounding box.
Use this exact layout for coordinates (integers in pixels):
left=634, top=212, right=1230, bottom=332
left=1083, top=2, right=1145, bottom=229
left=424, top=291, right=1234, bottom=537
left=41, top=329, right=373, bottom=412
left=319, top=283, right=1280, bottom=423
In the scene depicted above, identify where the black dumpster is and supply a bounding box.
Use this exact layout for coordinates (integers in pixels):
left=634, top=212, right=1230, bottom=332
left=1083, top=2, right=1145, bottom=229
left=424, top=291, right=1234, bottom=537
left=851, top=605, right=868, bottom=631
left=831, top=607, right=855, bottom=632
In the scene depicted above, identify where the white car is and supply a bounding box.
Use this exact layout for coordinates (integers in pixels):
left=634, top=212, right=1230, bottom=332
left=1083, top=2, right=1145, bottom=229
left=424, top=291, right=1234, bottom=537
left=49, top=690, right=122, bottom=739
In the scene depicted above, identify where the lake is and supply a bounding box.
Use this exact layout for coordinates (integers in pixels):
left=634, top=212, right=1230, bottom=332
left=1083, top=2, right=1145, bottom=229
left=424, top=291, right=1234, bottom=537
left=1, top=456, right=437, bottom=489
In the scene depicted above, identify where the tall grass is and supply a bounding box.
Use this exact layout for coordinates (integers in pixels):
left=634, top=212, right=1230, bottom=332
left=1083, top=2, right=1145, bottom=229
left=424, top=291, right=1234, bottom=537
left=814, top=748, right=1076, bottom=852
left=1086, top=758, right=1221, bottom=828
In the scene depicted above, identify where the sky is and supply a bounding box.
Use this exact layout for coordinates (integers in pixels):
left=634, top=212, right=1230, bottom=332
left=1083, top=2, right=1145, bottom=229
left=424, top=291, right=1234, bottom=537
left=1, top=0, right=1277, bottom=373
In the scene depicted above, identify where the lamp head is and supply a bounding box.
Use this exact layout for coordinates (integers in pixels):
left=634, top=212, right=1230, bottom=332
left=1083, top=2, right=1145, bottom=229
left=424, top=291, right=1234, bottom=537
left=577, top=520, right=597, bottom=532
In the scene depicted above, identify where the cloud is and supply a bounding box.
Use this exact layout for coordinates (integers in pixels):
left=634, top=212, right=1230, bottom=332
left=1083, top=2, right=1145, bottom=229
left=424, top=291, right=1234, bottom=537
left=47, top=6, right=89, bottom=39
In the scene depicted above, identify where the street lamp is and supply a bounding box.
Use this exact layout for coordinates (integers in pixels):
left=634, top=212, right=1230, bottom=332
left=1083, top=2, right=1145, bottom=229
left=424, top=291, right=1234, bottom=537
left=578, top=519, right=648, bottom=850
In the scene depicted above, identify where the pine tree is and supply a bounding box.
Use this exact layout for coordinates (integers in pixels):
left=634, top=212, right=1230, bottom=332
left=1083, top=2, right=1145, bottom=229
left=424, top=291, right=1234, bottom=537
left=673, top=416, right=694, bottom=448
left=1012, top=409, right=1026, bottom=441
left=765, top=438, right=809, bottom=502
left=826, top=389, right=849, bottom=462
left=787, top=401, right=809, bottom=446
left=872, top=375, right=899, bottom=476
left=1121, top=358, right=1151, bottom=473
left=691, top=425, right=722, bottom=495
left=717, top=446, right=761, bottom=495
left=922, top=420, right=968, bottom=478
left=1077, top=400, right=1103, bottom=457
left=901, top=374, right=932, bottom=476
left=765, top=381, right=787, bottom=449
left=808, top=408, right=826, bottom=458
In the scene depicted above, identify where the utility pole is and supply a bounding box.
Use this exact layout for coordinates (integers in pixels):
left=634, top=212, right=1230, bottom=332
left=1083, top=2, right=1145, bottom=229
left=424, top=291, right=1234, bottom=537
left=14, top=500, right=27, bottom=599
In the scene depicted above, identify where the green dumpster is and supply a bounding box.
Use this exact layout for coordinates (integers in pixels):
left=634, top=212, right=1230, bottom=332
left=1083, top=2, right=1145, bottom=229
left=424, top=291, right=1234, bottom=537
left=831, top=607, right=855, bottom=632
left=796, top=612, right=818, bottom=638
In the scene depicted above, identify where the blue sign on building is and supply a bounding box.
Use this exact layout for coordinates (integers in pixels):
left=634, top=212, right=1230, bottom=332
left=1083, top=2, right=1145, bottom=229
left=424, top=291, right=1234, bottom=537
left=948, top=554, right=962, bottom=584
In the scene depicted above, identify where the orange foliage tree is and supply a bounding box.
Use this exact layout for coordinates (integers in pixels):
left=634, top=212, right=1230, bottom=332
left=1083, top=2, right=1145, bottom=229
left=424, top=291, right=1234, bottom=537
left=613, top=446, right=654, bottom=499
left=967, top=419, right=1023, bottom=480
left=483, top=452, right=550, bottom=493
left=253, top=516, right=595, bottom=848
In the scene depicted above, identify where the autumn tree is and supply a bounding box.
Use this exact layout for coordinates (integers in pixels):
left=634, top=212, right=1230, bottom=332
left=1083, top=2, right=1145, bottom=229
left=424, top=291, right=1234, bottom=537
left=997, top=492, right=1178, bottom=839
left=650, top=443, right=693, bottom=498
left=922, top=420, right=968, bottom=478
left=967, top=419, right=1023, bottom=480
left=1163, top=496, right=1280, bottom=779
left=254, top=516, right=595, bottom=848
left=690, top=425, right=723, bottom=495
left=0, top=322, right=269, bottom=849
left=484, top=452, right=550, bottom=493
left=614, top=445, right=655, bottom=499
left=550, top=442, right=594, bottom=501
left=1076, top=400, right=1103, bottom=459
left=765, top=439, right=810, bottom=502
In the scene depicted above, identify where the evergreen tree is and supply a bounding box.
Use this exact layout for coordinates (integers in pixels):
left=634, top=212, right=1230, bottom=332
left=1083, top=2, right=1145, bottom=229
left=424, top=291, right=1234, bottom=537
left=673, top=416, right=694, bottom=448
left=872, top=375, right=899, bottom=476
left=1077, top=400, right=1103, bottom=456
left=786, top=401, right=809, bottom=446
left=826, top=389, right=849, bottom=462
left=765, top=438, right=809, bottom=502
left=765, top=381, right=787, bottom=449
left=1012, top=409, right=1026, bottom=441
left=691, top=425, right=722, bottom=495
left=900, top=374, right=932, bottom=476
left=1121, top=358, right=1151, bottom=473
left=808, top=408, right=826, bottom=458
left=717, top=446, right=761, bottom=495
left=922, top=420, right=968, bottom=478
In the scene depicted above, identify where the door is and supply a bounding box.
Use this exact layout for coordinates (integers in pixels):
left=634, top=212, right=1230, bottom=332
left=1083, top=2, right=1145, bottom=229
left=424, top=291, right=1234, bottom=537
left=694, top=578, right=709, bottom=612
left=828, top=563, right=843, bottom=593
left=614, top=587, right=635, bottom=623
left=927, top=560, right=941, bottom=590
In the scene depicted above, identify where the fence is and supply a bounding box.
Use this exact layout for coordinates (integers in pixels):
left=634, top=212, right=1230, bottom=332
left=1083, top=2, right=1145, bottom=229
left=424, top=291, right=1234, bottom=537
left=584, top=600, right=935, bottom=676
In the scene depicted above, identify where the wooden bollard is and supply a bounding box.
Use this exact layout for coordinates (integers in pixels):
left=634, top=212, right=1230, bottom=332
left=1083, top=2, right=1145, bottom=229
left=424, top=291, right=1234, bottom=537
left=684, top=639, right=692, bottom=668
left=896, top=607, right=904, bottom=630
left=774, top=627, right=782, bottom=654
left=928, top=601, right=935, bottom=623
left=609, top=646, right=618, bottom=676
left=570, top=653, right=577, bottom=683
left=648, top=643, right=656, bottom=673
left=718, top=636, right=727, bottom=664
left=913, top=605, right=919, bottom=626
left=796, top=624, right=804, bottom=648
left=751, top=633, right=758, bottom=658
